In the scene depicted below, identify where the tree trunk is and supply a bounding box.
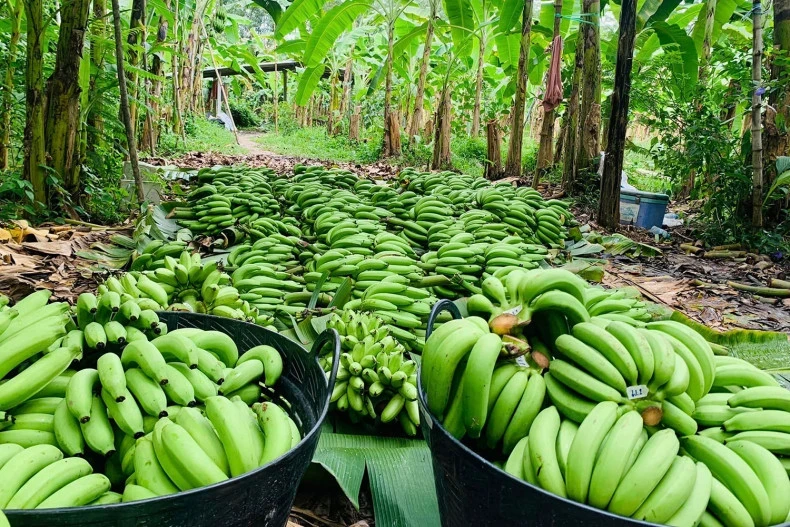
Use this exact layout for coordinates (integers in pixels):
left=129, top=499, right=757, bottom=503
left=424, top=114, right=434, bottom=140
left=699, top=0, right=718, bottom=83
left=554, top=111, right=568, bottom=166
left=170, top=0, right=183, bottom=138
left=575, top=0, right=602, bottom=177
left=340, top=56, right=354, bottom=127
left=407, top=8, right=436, bottom=141
left=179, top=0, right=209, bottom=114
left=382, top=21, right=401, bottom=156
left=751, top=0, right=764, bottom=227
left=485, top=120, right=503, bottom=179
left=111, top=0, right=144, bottom=204
left=349, top=105, right=361, bottom=141
left=431, top=87, right=452, bottom=169
left=127, top=0, right=146, bottom=135
left=88, top=0, right=108, bottom=147
left=504, top=0, right=535, bottom=178
left=471, top=29, right=487, bottom=137
left=141, top=1, right=169, bottom=153
left=533, top=0, right=564, bottom=188
left=23, top=0, right=47, bottom=205
left=764, top=0, right=790, bottom=179
left=599, top=0, right=637, bottom=228
left=389, top=110, right=402, bottom=154
left=327, top=72, right=338, bottom=136
left=562, top=30, right=584, bottom=192
left=45, top=0, right=91, bottom=200
left=0, top=0, right=22, bottom=169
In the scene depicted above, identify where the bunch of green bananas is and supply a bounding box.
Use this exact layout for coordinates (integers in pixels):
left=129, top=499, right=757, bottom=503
left=0, top=444, right=112, bottom=508
left=343, top=281, right=439, bottom=352
left=74, top=290, right=161, bottom=351
left=0, top=320, right=299, bottom=508
left=0, top=291, right=74, bottom=414
left=128, top=239, right=190, bottom=272
left=583, top=285, right=653, bottom=322
left=225, top=233, right=301, bottom=269
left=114, top=251, right=264, bottom=324
left=422, top=270, right=790, bottom=527
left=169, top=166, right=282, bottom=237
left=324, top=312, right=420, bottom=435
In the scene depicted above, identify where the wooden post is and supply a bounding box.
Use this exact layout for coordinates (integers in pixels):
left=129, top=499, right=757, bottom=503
left=752, top=0, right=764, bottom=227
left=598, top=0, right=637, bottom=228
left=282, top=70, right=287, bottom=102
left=485, top=120, right=503, bottom=179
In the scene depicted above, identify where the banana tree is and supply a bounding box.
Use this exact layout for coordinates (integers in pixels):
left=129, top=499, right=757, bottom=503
left=0, top=0, right=23, bottom=170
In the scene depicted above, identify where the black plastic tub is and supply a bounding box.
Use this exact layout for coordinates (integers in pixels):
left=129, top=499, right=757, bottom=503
left=6, top=313, right=340, bottom=527
left=419, top=301, right=655, bottom=527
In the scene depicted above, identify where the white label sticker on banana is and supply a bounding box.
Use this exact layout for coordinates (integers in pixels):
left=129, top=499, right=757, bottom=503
left=515, top=355, right=528, bottom=367
left=626, top=385, right=649, bottom=400
left=503, top=305, right=522, bottom=316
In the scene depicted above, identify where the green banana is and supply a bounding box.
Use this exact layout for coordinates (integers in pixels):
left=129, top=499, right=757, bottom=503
left=682, top=435, right=771, bottom=526
left=527, top=406, right=567, bottom=498
left=587, top=410, right=645, bottom=509
left=461, top=333, right=502, bottom=438
left=608, top=429, right=679, bottom=517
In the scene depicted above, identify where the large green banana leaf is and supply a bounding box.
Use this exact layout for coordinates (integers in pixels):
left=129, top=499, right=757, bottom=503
left=671, top=311, right=790, bottom=371
left=312, top=430, right=440, bottom=527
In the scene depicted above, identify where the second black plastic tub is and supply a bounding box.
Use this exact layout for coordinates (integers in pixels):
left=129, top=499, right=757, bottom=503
left=419, top=300, right=657, bottom=527
left=5, top=313, right=340, bottom=527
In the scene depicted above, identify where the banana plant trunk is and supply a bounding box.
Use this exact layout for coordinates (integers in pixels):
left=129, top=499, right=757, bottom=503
left=471, top=29, right=487, bottom=137
left=23, top=0, right=47, bottom=206
left=765, top=0, right=790, bottom=183
left=126, top=0, right=146, bottom=136
left=504, top=0, right=535, bottom=178
left=179, top=0, right=209, bottom=115
left=45, top=0, right=91, bottom=201
left=561, top=30, right=584, bottom=192
left=407, top=7, right=436, bottom=142
left=575, top=0, right=601, bottom=178
left=534, top=0, right=564, bottom=188
left=142, top=2, right=169, bottom=153
left=340, top=56, right=354, bottom=128
left=382, top=21, right=401, bottom=157
left=0, top=0, right=23, bottom=170
left=751, top=0, right=764, bottom=227
left=88, top=0, right=108, bottom=147
left=431, top=85, right=452, bottom=169
left=599, top=0, right=637, bottom=228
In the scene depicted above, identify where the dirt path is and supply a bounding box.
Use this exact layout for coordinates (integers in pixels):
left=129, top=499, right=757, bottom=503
left=235, top=130, right=274, bottom=156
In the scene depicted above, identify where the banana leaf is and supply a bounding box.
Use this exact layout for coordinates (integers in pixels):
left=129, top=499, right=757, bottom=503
left=561, top=261, right=606, bottom=283
left=671, top=311, right=790, bottom=370
left=602, top=234, right=663, bottom=258
left=312, top=431, right=440, bottom=527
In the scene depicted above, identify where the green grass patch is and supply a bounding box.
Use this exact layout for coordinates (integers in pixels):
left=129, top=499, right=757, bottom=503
left=158, top=116, right=246, bottom=157
left=253, top=126, right=540, bottom=178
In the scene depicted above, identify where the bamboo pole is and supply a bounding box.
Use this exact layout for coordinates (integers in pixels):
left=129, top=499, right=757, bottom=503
left=752, top=0, right=764, bottom=227
left=769, top=278, right=790, bottom=290
left=728, top=281, right=790, bottom=297
left=111, top=0, right=144, bottom=203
